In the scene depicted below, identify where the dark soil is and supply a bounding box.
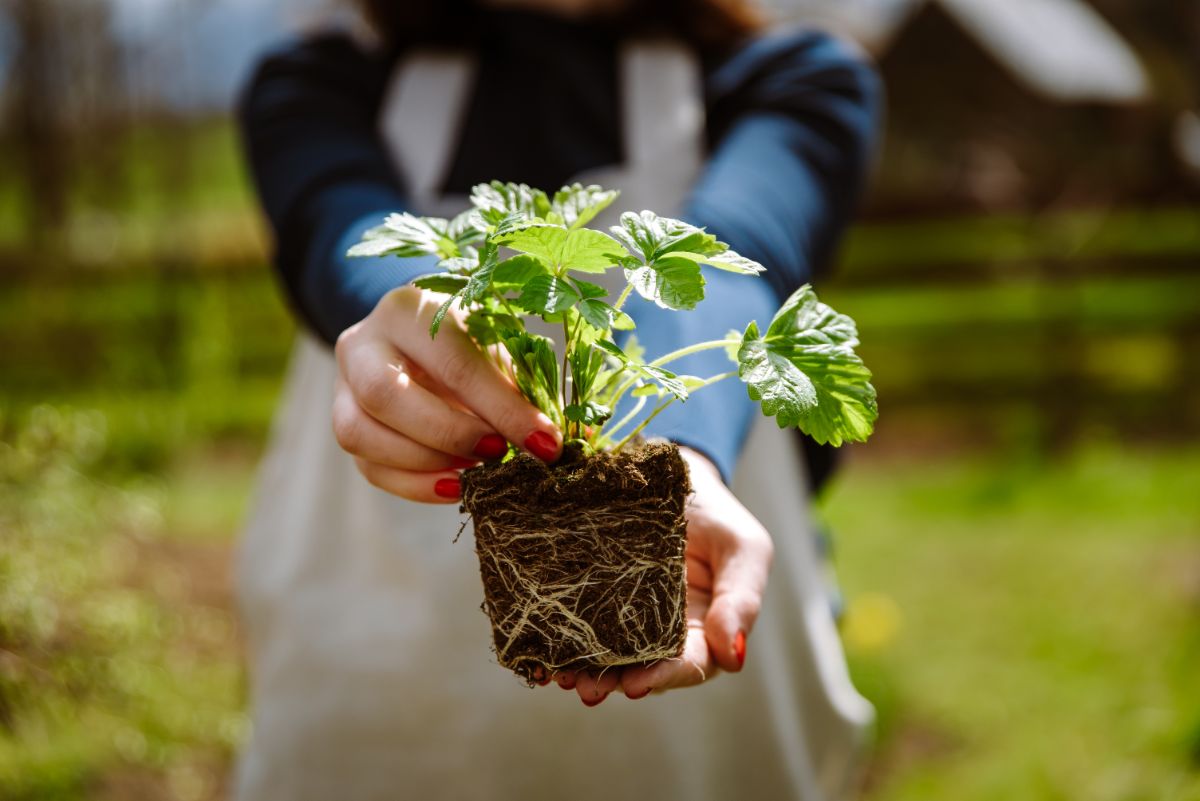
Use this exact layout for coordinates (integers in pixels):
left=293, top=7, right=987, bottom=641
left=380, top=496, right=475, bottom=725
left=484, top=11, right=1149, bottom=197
left=461, top=441, right=691, bottom=683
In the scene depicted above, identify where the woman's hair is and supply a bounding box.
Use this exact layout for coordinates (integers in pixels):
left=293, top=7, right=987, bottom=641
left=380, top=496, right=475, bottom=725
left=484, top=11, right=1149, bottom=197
left=358, top=0, right=766, bottom=53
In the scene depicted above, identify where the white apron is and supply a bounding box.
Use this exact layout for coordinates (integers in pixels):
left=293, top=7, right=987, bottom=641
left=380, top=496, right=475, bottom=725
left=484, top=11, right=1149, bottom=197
left=234, top=40, right=873, bottom=801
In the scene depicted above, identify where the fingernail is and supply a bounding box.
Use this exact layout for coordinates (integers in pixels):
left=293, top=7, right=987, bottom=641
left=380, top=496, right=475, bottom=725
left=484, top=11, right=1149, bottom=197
left=557, top=674, right=576, bottom=690
left=734, top=630, right=747, bottom=668
left=434, top=477, right=461, bottom=499
left=450, top=456, right=480, bottom=469
left=627, top=687, right=652, bottom=700
left=473, top=433, right=508, bottom=460
left=582, top=693, right=608, bottom=707
left=524, top=431, right=559, bottom=462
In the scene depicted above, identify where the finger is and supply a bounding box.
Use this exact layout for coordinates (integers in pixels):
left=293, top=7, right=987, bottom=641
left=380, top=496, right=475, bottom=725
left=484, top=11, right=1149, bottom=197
left=575, top=668, right=621, bottom=706
left=353, top=458, right=462, bottom=504
left=404, top=313, right=562, bottom=463
left=703, top=528, right=773, bottom=673
left=333, top=379, right=480, bottom=471
left=343, top=338, right=510, bottom=460
left=620, top=623, right=714, bottom=697
left=553, top=670, right=577, bottom=691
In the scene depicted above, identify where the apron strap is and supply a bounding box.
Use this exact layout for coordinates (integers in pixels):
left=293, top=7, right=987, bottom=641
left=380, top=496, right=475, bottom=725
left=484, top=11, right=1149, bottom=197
left=380, top=51, right=479, bottom=207
left=619, top=40, right=705, bottom=172
left=381, top=40, right=704, bottom=205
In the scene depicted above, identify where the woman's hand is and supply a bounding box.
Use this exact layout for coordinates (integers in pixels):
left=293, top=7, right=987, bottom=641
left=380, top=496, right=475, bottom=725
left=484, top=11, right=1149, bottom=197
left=558, top=446, right=775, bottom=703
left=333, top=286, right=561, bottom=503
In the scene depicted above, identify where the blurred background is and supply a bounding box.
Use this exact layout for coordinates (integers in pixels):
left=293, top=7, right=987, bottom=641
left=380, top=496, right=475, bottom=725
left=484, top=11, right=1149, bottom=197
left=0, top=0, right=1197, bottom=799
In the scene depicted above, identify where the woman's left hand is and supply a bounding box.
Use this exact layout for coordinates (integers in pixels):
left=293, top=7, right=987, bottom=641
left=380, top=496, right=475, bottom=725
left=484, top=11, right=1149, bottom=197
left=554, top=446, right=775, bottom=704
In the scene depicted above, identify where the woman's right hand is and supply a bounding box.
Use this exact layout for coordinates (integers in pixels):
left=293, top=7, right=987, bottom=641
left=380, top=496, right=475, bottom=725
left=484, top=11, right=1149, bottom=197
left=333, top=285, right=561, bottom=503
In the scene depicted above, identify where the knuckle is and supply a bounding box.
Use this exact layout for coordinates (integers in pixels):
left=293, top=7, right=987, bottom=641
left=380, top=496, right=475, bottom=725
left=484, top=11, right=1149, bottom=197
left=334, top=324, right=358, bottom=363
left=438, top=345, right=478, bottom=392
left=331, top=404, right=361, bottom=454
left=357, top=368, right=399, bottom=416
left=428, top=417, right=467, bottom=455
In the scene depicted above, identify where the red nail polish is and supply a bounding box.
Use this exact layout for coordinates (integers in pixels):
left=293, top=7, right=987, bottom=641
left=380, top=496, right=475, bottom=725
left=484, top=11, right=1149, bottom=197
left=434, top=478, right=461, bottom=499
left=557, top=675, right=576, bottom=690
left=524, top=431, right=559, bottom=462
left=734, top=630, right=746, bottom=668
left=473, top=433, right=508, bottom=460
left=582, top=693, right=607, bottom=707
left=450, top=456, right=479, bottom=469
left=627, top=687, right=652, bottom=700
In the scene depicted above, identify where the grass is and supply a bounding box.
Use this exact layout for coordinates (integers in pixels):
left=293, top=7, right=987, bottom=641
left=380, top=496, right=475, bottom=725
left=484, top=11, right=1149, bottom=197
left=0, top=408, right=246, bottom=801
left=825, top=445, right=1200, bottom=801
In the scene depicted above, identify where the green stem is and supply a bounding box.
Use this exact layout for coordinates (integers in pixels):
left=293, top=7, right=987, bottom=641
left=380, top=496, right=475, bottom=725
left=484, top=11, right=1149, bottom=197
left=490, top=289, right=520, bottom=320
left=595, top=393, right=647, bottom=448
left=613, top=397, right=676, bottom=453
left=648, top=338, right=734, bottom=368
left=561, top=317, right=572, bottom=436
left=612, top=282, right=635, bottom=312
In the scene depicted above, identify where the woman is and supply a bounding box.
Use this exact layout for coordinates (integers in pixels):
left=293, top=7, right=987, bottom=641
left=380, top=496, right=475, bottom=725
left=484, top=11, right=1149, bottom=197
left=236, top=0, right=881, bottom=798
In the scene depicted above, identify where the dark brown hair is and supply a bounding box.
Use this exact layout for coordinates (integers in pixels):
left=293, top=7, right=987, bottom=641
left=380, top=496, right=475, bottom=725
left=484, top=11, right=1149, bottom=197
left=359, top=0, right=766, bottom=54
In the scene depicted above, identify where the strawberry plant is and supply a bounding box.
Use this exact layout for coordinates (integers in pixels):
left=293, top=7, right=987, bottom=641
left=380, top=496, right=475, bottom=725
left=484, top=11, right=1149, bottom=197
left=350, top=182, right=877, bottom=682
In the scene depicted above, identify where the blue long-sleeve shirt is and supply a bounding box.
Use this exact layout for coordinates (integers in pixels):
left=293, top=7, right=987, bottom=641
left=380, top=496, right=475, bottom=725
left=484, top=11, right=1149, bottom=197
left=238, top=12, right=880, bottom=487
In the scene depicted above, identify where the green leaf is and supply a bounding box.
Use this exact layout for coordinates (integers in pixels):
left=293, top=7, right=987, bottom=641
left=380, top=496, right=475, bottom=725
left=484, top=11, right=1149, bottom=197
left=736, top=285, right=877, bottom=445
left=569, top=279, right=607, bottom=300
left=492, top=255, right=549, bottom=289
left=594, top=339, right=627, bottom=361
left=437, top=256, right=477, bottom=274
left=448, top=209, right=486, bottom=248
left=493, top=222, right=566, bottom=264
left=412, top=273, right=470, bottom=293
left=460, top=241, right=501, bottom=305
left=348, top=212, right=460, bottom=260
left=466, top=307, right=524, bottom=346
left=578, top=299, right=634, bottom=332
left=666, top=248, right=765, bottom=275
left=502, top=332, right=560, bottom=419
left=624, top=257, right=706, bottom=310
left=429, top=294, right=459, bottom=338
left=639, top=364, right=689, bottom=401
left=568, top=343, right=606, bottom=398
left=609, top=210, right=723, bottom=263
left=552, top=184, right=619, bottom=229
left=515, top=275, right=580, bottom=316
left=346, top=229, right=409, bottom=258
left=494, top=223, right=627, bottom=273
left=470, top=181, right=551, bottom=226
left=559, top=229, right=627, bottom=273
left=564, top=401, right=613, bottom=425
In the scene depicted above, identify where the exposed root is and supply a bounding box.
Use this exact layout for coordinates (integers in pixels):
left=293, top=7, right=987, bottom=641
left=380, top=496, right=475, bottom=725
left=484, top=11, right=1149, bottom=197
left=461, top=441, right=690, bottom=683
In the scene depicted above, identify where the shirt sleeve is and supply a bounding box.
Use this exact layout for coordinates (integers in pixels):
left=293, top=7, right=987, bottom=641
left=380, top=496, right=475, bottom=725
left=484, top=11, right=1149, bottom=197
left=237, top=33, right=435, bottom=343
left=636, top=29, right=882, bottom=483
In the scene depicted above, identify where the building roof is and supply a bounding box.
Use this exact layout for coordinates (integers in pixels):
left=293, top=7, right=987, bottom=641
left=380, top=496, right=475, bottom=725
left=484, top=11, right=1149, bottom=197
left=769, top=0, right=1150, bottom=103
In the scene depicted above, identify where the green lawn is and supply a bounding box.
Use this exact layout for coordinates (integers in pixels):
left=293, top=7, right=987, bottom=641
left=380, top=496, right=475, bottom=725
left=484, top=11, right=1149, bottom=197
left=826, top=446, right=1200, bottom=801
left=2, top=400, right=1196, bottom=800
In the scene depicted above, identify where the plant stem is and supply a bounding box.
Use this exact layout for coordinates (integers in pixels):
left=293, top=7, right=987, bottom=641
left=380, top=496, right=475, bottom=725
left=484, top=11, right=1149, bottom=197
left=691, top=370, right=738, bottom=389
left=561, top=317, right=572, bottom=436
left=490, top=289, right=519, bottom=319
left=598, top=370, right=735, bottom=450
left=613, top=397, right=675, bottom=453
left=612, top=283, right=634, bottom=312
left=648, top=338, right=734, bottom=368
left=595, top=393, right=647, bottom=448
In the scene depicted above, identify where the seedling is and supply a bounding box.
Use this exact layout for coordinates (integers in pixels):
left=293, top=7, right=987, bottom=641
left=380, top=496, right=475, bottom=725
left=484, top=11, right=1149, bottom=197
left=351, top=182, right=877, bottom=682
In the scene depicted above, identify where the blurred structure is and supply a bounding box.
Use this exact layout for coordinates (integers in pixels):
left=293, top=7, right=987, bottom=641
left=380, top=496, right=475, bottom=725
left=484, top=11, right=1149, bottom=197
left=0, top=0, right=1196, bottom=454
